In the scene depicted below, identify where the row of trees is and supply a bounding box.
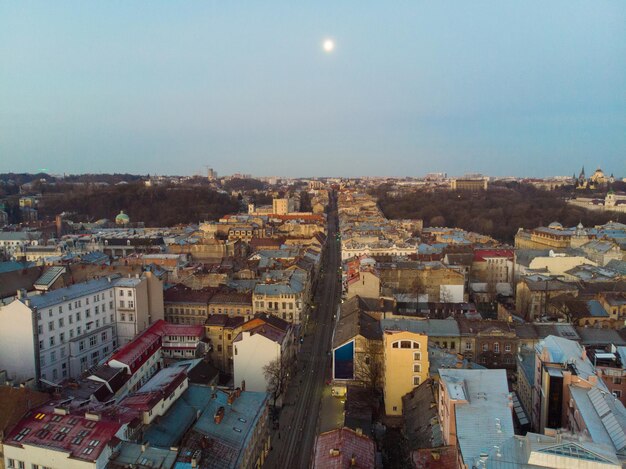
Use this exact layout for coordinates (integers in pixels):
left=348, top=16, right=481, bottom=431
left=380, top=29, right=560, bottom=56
left=38, top=182, right=239, bottom=226
left=376, top=185, right=620, bottom=242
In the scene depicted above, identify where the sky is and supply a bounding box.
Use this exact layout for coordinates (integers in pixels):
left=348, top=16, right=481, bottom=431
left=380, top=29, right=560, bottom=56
left=1, top=1, right=625, bottom=178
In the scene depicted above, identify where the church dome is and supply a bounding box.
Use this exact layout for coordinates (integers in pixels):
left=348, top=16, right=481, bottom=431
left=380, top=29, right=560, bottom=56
left=115, top=210, right=130, bottom=225
left=548, top=221, right=563, bottom=230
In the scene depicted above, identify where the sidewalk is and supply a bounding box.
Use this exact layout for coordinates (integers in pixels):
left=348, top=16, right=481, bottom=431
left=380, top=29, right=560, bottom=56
left=263, top=326, right=316, bottom=467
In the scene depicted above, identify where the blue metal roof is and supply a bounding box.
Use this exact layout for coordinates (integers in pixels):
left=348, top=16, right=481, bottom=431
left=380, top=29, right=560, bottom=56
left=23, top=275, right=121, bottom=309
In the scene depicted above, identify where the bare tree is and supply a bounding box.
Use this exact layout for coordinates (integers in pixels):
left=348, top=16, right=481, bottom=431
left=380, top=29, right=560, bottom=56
left=353, top=339, right=384, bottom=391
left=440, top=285, right=454, bottom=304
left=264, top=353, right=296, bottom=408
left=411, top=274, right=427, bottom=303
left=516, top=286, right=532, bottom=321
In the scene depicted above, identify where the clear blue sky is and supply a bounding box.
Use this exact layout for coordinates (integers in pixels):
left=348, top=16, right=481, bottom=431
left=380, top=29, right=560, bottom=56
left=1, top=1, right=625, bottom=178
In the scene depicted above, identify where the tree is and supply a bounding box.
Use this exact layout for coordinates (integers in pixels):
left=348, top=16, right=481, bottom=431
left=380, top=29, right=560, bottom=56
left=264, top=353, right=296, bottom=408
left=353, top=339, right=384, bottom=391
left=440, top=285, right=454, bottom=303
left=516, top=286, right=532, bottom=321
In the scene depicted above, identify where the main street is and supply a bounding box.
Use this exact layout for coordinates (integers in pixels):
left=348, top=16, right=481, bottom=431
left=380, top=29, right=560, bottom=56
left=265, top=191, right=341, bottom=468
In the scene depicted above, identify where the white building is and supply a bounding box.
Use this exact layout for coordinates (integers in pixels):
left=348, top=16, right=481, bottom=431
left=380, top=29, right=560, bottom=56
left=0, top=231, right=41, bottom=259
left=0, top=271, right=165, bottom=385
left=114, top=271, right=164, bottom=345
left=0, top=276, right=121, bottom=384
left=233, top=315, right=294, bottom=394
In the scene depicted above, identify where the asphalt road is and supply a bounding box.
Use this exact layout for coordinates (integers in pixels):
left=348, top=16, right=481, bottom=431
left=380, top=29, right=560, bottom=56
left=267, top=191, right=341, bottom=468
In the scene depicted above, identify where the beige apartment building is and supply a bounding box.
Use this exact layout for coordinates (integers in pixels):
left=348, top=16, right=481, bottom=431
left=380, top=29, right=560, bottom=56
left=382, top=329, right=429, bottom=416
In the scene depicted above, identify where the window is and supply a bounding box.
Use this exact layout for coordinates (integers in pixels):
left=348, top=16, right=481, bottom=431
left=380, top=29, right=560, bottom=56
left=119, top=290, right=124, bottom=296
left=7, top=458, right=14, bottom=468
left=77, top=326, right=81, bottom=334
left=119, top=300, right=125, bottom=308
left=39, top=340, right=44, bottom=350
left=95, top=306, right=99, bottom=315
left=482, top=344, right=488, bottom=352
left=121, top=313, right=126, bottom=321
left=413, top=363, right=421, bottom=373
left=129, top=314, right=134, bottom=321
left=614, top=390, right=622, bottom=398
left=85, top=309, right=91, bottom=318
left=59, top=332, right=65, bottom=343
left=49, top=336, right=55, bottom=347
left=58, top=317, right=64, bottom=327
left=414, top=352, right=421, bottom=361
left=48, top=321, right=54, bottom=331
left=505, top=344, right=511, bottom=353
left=69, top=315, right=73, bottom=324
left=38, top=324, right=43, bottom=335
left=90, top=336, right=97, bottom=347
left=69, top=329, right=74, bottom=338
left=101, top=332, right=107, bottom=342
left=128, top=301, right=134, bottom=309
left=614, top=377, right=622, bottom=385
left=494, top=343, right=500, bottom=353
left=413, top=376, right=421, bottom=386
left=76, top=312, right=81, bottom=321
left=79, top=340, right=85, bottom=351
left=58, top=306, right=63, bottom=314
left=401, top=341, right=411, bottom=349
left=127, top=290, right=132, bottom=297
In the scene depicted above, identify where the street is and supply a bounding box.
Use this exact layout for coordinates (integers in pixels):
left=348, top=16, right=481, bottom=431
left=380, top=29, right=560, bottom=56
left=264, top=190, right=341, bottom=468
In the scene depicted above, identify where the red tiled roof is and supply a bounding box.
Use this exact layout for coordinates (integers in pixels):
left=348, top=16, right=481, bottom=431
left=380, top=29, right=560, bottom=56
left=108, top=320, right=202, bottom=372
left=161, top=322, right=204, bottom=337
left=269, top=214, right=325, bottom=222
left=5, top=401, right=138, bottom=462
left=473, top=249, right=514, bottom=262
left=108, top=323, right=163, bottom=373
left=411, top=446, right=459, bottom=469
left=313, top=427, right=376, bottom=468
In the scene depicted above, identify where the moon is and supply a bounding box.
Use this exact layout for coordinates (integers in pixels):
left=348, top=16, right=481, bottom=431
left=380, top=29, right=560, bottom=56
left=323, top=39, right=335, bottom=53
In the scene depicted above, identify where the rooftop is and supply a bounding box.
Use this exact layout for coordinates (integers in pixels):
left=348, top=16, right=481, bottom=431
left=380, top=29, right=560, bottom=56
left=5, top=400, right=138, bottom=462
left=312, top=427, right=376, bottom=469
left=439, top=369, right=514, bottom=467
left=19, top=274, right=121, bottom=309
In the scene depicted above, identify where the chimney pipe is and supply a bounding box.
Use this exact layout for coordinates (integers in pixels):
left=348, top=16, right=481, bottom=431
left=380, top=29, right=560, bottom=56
left=214, top=406, right=225, bottom=424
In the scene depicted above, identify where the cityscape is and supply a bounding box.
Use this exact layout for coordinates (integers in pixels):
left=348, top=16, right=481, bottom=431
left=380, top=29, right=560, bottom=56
left=1, top=2, right=626, bottom=469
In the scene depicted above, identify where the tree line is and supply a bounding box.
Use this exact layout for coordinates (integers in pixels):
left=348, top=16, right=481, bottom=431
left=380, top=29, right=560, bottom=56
left=37, top=182, right=239, bottom=226
left=376, top=185, right=620, bottom=242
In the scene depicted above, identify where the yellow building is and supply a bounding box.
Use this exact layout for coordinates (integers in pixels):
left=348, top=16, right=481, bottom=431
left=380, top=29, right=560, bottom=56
left=205, top=315, right=245, bottom=372
left=382, top=329, right=429, bottom=416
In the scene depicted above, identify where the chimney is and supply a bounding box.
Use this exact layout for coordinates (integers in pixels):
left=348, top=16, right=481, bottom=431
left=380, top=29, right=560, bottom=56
left=85, top=412, right=101, bottom=421
left=214, top=406, right=225, bottom=424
